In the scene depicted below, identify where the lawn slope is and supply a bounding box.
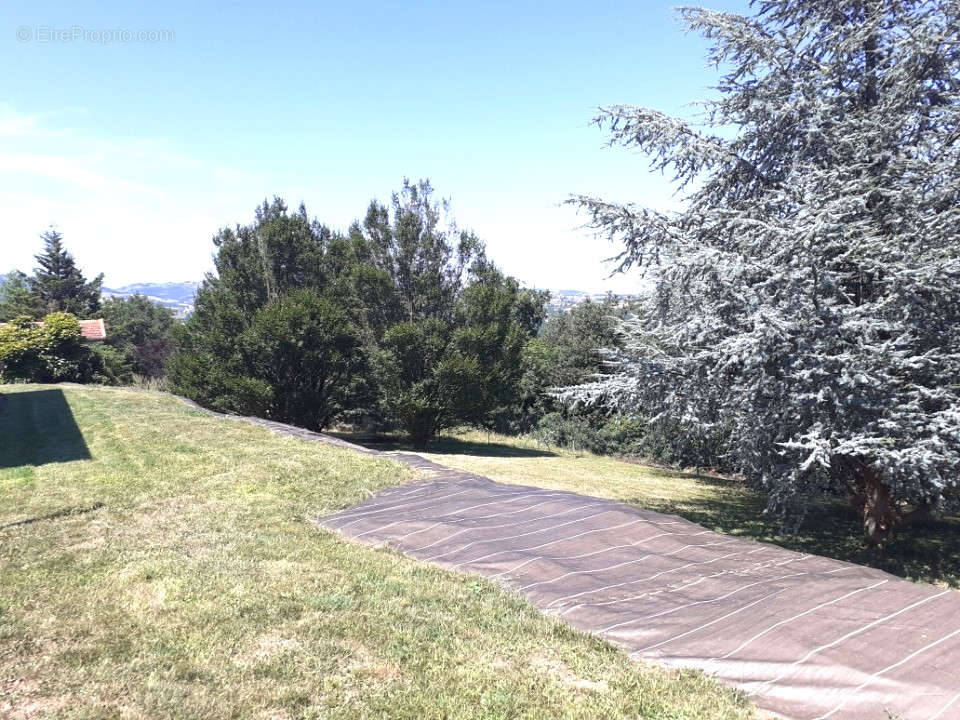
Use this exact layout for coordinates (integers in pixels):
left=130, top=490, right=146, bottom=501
left=0, top=385, right=753, bottom=720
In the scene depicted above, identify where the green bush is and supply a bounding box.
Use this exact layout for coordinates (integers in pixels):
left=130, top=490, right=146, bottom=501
left=637, top=418, right=729, bottom=470
left=98, top=294, right=175, bottom=378
left=167, top=336, right=275, bottom=419
left=533, top=412, right=597, bottom=452
left=0, top=312, right=110, bottom=384
left=374, top=319, right=484, bottom=449
left=169, top=290, right=369, bottom=430
left=89, top=344, right=134, bottom=385
left=596, top=415, right=647, bottom=455
left=239, top=290, right=369, bottom=430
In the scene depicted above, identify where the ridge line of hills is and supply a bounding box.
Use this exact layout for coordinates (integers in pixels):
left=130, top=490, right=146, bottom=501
left=99, top=282, right=633, bottom=319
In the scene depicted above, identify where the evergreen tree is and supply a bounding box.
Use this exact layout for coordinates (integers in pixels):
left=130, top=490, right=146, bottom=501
left=240, top=289, right=369, bottom=431
left=532, top=297, right=624, bottom=389
left=168, top=199, right=371, bottom=426
left=0, top=271, right=42, bottom=321
left=364, top=180, right=547, bottom=443
left=456, top=263, right=549, bottom=430
left=519, top=297, right=622, bottom=427
left=374, top=318, right=484, bottom=448
left=170, top=186, right=546, bottom=445
left=31, top=230, right=103, bottom=317
left=569, top=0, right=960, bottom=544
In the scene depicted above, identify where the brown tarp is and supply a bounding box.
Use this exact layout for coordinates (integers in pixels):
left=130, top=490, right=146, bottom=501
left=320, top=454, right=960, bottom=720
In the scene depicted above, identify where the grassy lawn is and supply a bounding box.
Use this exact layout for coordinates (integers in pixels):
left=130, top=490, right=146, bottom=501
left=0, top=385, right=754, bottom=720
left=384, top=430, right=960, bottom=589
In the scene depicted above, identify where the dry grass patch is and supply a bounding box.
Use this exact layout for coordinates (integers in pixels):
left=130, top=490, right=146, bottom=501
left=531, top=653, right=609, bottom=694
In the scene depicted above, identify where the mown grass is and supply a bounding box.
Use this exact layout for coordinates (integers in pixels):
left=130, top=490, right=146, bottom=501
left=0, top=385, right=755, bottom=720
left=394, top=429, right=960, bottom=589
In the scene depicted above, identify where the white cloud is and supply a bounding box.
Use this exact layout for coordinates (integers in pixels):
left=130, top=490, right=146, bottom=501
left=0, top=152, right=161, bottom=195
left=0, top=105, right=82, bottom=139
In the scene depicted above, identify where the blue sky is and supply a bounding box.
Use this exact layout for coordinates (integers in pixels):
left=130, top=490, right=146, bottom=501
left=0, top=0, right=748, bottom=291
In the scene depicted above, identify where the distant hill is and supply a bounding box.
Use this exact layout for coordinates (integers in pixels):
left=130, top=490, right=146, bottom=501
left=103, top=282, right=200, bottom=304
left=95, top=283, right=630, bottom=320
left=102, top=281, right=200, bottom=318
left=543, top=288, right=637, bottom=316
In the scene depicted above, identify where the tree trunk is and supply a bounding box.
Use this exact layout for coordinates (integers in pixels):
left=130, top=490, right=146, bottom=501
left=861, top=467, right=900, bottom=546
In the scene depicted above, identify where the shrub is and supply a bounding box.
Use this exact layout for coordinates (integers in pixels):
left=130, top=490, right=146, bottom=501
left=0, top=313, right=109, bottom=384
left=374, top=319, right=484, bottom=448
left=533, top=412, right=597, bottom=453
left=89, top=344, right=133, bottom=385
left=239, top=290, right=369, bottom=430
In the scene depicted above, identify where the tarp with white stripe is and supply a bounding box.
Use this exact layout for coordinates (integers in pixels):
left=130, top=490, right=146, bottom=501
left=320, top=456, right=960, bottom=720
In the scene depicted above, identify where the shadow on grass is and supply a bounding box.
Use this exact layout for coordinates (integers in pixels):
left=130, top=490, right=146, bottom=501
left=0, top=389, right=92, bottom=468
left=633, top=482, right=960, bottom=588
left=328, top=431, right=557, bottom=458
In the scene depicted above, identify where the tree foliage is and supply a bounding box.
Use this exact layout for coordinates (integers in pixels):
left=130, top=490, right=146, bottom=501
left=363, top=181, right=546, bottom=443
left=526, top=297, right=624, bottom=392
left=519, top=297, right=654, bottom=455
left=31, top=230, right=103, bottom=317
left=169, top=183, right=546, bottom=443
left=456, top=264, right=548, bottom=431
left=520, top=297, right=621, bottom=424
left=360, top=179, right=484, bottom=325
left=0, top=313, right=113, bottom=383
left=569, top=0, right=960, bottom=543
left=0, top=271, right=42, bottom=322
left=168, top=199, right=370, bottom=428
left=374, top=319, right=484, bottom=448
left=99, top=294, right=176, bottom=378
left=240, top=290, right=369, bottom=431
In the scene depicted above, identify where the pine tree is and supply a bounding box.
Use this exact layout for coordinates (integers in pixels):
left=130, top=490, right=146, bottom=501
left=569, top=0, right=960, bottom=544
left=31, top=230, right=103, bottom=317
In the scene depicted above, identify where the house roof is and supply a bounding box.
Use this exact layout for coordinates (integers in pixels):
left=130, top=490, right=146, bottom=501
left=78, top=319, right=107, bottom=341
left=0, top=318, right=107, bottom=341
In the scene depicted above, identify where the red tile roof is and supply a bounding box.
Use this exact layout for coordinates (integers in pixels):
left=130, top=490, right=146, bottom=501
left=79, top=319, right=107, bottom=341
left=0, top=318, right=107, bottom=341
